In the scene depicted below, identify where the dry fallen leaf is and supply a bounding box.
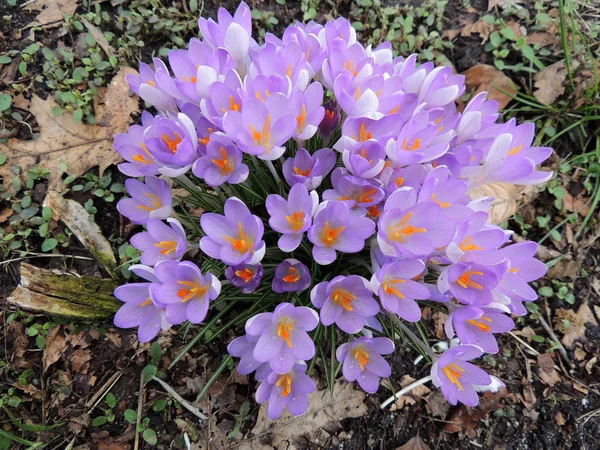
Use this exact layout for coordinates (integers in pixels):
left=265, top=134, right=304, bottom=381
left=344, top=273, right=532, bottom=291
left=469, top=182, right=545, bottom=225
left=81, top=18, right=115, bottom=57
left=557, top=301, right=598, bottom=348
left=44, top=325, right=68, bottom=371
left=533, top=60, right=575, bottom=105
left=392, top=375, right=431, bottom=410
left=464, top=64, right=519, bottom=110
left=526, top=32, right=560, bottom=48
left=0, top=208, right=13, bottom=223
left=24, top=0, right=78, bottom=26
left=397, top=435, right=431, bottom=450
left=537, top=353, right=561, bottom=387
left=445, top=389, right=508, bottom=432
left=240, top=380, right=367, bottom=450
left=460, top=21, right=494, bottom=41
left=0, top=67, right=138, bottom=191
left=44, top=190, right=117, bottom=274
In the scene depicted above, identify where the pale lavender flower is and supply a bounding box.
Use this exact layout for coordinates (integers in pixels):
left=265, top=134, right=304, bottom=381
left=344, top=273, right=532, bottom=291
left=117, top=176, right=172, bottom=224
left=322, top=168, right=385, bottom=211
left=256, top=363, right=315, bottom=419
left=310, top=275, right=379, bottom=333
left=438, top=261, right=506, bottom=306
left=228, top=334, right=271, bottom=379
left=114, top=113, right=160, bottom=177
left=290, top=82, right=325, bottom=140
left=127, top=60, right=177, bottom=112
left=282, top=147, right=337, bottom=191
left=130, top=218, right=187, bottom=266
left=272, top=259, right=311, bottom=293
left=337, top=337, right=394, bottom=393
left=192, top=132, right=249, bottom=186
left=342, top=140, right=386, bottom=179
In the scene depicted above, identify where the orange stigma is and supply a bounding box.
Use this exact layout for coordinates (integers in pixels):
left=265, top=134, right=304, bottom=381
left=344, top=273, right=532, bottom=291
left=276, top=373, right=292, bottom=397
left=466, top=315, right=492, bottom=332
left=283, top=266, right=301, bottom=283
left=140, top=298, right=153, bottom=307
left=442, top=363, right=465, bottom=391
left=294, top=167, right=311, bottom=177
left=352, top=346, right=370, bottom=371
left=359, top=122, right=373, bottom=142
left=456, top=271, right=484, bottom=290
left=235, top=268, right=255, bottom=283
left=249, top=114, right=272, bottom=152
left=382, top=278, right=407, bottom=299
left=296, top=104, right=307, bottom=133
left=285, top=211, right=305, bottom=231
left=332, top=289, right=355, bottom=311
left=367, top=205, right=381, bottom=218
left=211, top=147, right=233, bottom=174
left=459, top=236, right=483, bottom=252
left=430, top=193, right=452, bottom=208
left=277, top=318, right=294, bottom=348
left=154, top=240, right=178, bottom=255
left=388, top=212, right=426, bottom=242
left=176, top=280, right=208, bottom=303
left=402, top=137, right=421, bottom=151
left=161, top=132, right=182, bottom=153
left=138, top=193, right=163, bottom=211
left=320, top=221, right=345, bottom=247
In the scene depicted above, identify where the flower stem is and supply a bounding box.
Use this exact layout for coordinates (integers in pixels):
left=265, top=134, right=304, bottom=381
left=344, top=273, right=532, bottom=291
left=380, top=375, right=433, bottom=409
left=265, top=160, right=281, bottom=184
left=388, top=314, right=437, bottom=360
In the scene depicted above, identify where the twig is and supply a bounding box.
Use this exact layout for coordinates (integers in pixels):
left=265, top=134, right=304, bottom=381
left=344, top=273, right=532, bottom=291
left=151, top=376, right=208, bottom=420
left=380, top=375, right=433, bottom=409
left=508, top=332, right=540, bottom=356
left=133, top=374, right=145, bottom=450
left=537, top=315, right=571, bottom=366
left=86, top=371, right=123, bottom=410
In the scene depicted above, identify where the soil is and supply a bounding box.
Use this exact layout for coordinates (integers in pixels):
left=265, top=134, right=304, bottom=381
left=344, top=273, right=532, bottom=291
left=1, top=1, right=600, bottom=449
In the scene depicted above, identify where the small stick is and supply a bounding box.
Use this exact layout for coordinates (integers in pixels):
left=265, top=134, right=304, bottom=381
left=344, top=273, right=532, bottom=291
left=133, top=375, right=145, bottom=450
left=380, top=375, right=432, bottom=409
left=151, top=376, right=208, bottom=420
left=86, top=371, right=123, bottom=410
left=537, top=315, right=571, bottom=366
left=508, top=332, right=540, bottom=356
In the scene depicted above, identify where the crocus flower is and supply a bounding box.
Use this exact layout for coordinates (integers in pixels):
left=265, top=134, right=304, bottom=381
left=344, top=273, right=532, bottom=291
left=256, top=363, right=315, bottom=419
left=113, top=265, right=171, bottom=342
left=144, top=114, right=198, bottom=175
left=496, top=241, right=547, bottom=315
left=417, top=166, right=472, bottom=221
left=310, top=275, right=379, bottom=333
left=377, top=188, right=455, bottom=258
left=153, top=260, right=221, bottom=324
left=334, top=71, right=383, bottom=119
left=130, top=218, right=187, bottom=266
left=198, top=1, right=253, bottom=75
left=446, top=304, right=515, bottom=354
left=200, top=70, right=245, bottom=129
left=321, top=41, right=369, bottom=90
left=228, top=333, right=271, bottom=379
left=337, top=337, right=394, bottom=393
left=438, top=261, right=506, bottom=306
left=266, top=183, right=318, bottom=252
left=251, top=41, right=310, bottom=92
left=370, top=260, right=430, bottom=322
left=225, top=263, right=263, bottom=293
left=114, top=113, right=161, bottom=177
left=416, top=66, right=465, bottom=108
left=322, top=168, right=385, bottom=211
left=318, top=100, right=340, bottom=141
left=381, top=164, right=427, bottom=193
left=246, top=302, right=319, bottom=374
left=290, top=82, right=325, bottom=140
left=334, top=115, right=399, bottom=153
left=192, top=132, right=249, bottom=186
left=282, top=147, right=337, bottom=191
left=308, top=201, right=375, bottom=265
left=127, top=60, right=177, bottom=112
left=117, top=176, right=173, bottom=224
left=431, top=345, right=492, bottom=407
left=272, top=259, right=311, bottom=293
left=342, top=140, right=386, bottom=179
left=200, top=197, right=265, bottom=265
left=223, top=93, right=297, bottom=160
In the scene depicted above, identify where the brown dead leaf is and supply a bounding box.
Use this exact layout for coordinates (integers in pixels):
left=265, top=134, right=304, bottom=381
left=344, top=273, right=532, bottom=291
left=0, top=67, right=138, bottom=191
left=556, top=300, right=598, bottom=348
left=585, top=356, right=597, bottom=374
left=444, top=389, right=508, bottom=432
left=460, top=21, right=494, bottom=41
left=555, top=411, right=566, bottom=425
left=563, top=190, right=591, bottom=216
left=537, top=353, right=561, bottom=387
left=80, top=18, right=115, bottom=57
left=521, top=384, right=537, bottom=410
left=392, top=375, right=431, bottom=410
left=425, top=389, right=451, bottom=419
left=24, top=0, right=78, bottom=26
left=397, top=435, right=430, bottom=450
left=526, top=32, right=560, bottom=48
left=463, top=64, right=519, bottom=110
left=533, top=60, right=574, bottom=105
left=71, top=348, right=92, bottom=373
left=0, top=208, right=13, bottom=223
left=469, top=182, right=544, bottom=225
left=547, top=258, right=580, bottom=280
left=44, top=325, right=68, bottom=371
left=241, top=380, right=367, bottom=450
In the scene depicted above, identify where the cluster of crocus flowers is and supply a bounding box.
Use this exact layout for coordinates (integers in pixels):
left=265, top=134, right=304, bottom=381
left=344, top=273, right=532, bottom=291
left=113, top=2, right=551, bottom=419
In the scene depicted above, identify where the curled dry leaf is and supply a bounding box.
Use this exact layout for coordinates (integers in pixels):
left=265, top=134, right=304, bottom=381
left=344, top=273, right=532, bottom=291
left=556, top=301, right=598, bottom=348
left=463, top=64, right=519, bottom=110
left=460, top=21, right=494, bottom=41
left=469, top=182, right=545, bottom=225
left=240, top=380, right=367, bottom=450
left=80, top=18, right=115, bottom=57
left=0, top=67, right=138, bottom=191
left=24, top=0, right=78, bottom=26
left=44, top=190, right=117, bottom=275
left=444, top=389, right=508, bottom=433
left=533, top=60, right=578, bottom=105
left=397, top=435, right=431, bottom=450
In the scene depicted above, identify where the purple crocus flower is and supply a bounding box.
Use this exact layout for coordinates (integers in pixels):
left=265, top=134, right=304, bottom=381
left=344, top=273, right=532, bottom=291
left=377, top=188, right=455, bottom=258
left=266, top=183, right=318, bottom=252
left=251, top=41, right=310, bottom=92
left=114, top=113, right=161, bottom=177
left=200, top=197, right=265, bottom=265
left=144, top=114, right=198, bottom=176
left=153, top=260, right=221, bottom=324
left=228, top=333, right=271, bottom=379
left=370, top=260, right=430, bottom=322
left=117, top=176, right=173, bottom=225
left=200, top=69, right=245, bottom=129
left=417, top=166, right=472, bottom=221
left=334, top=115, right=399, bottom=153
left=318, top=100, right=340, bottom=141
left=342, top=140, right=386, bottom=179
left=223, top=93, right=297, bottom=160
left=416, top=66, right=465, bottom=108
left=225, top=263, right=263, bottom=293
left=446, top=304, right=515, bottom=354
left=381, top=164, right=427, bottom=194
left=272, top=259, right=311, bottom=293
left=334, top=71, right=383, bottom=119
left=386, top=111, right=449, bottom=166
left=256, top=363, right=316, bottom=419
left=127, top=60, right=177, bottom=112
left=308, top=201, right=375, bottom=265
left=192, top=132, right=249, bottom=186
left=496, top=241, right=547, bottom=315
left=456, top=92, right=499, bottom=145
left=290, top=82, right=325, bottom=140
left=130, top=218, right=187, bottom=266
left=198, top=2, right=253, bottom=75
left=322, top=168, right=385, bottom=212
left=246, top=302, right=319, bottom=374
left=113, top=265, right=170, bottom=342
left=431, top=345, right=492, bottom=407
left=438, top=261, right=506, bottom=306
left=337, top=337, right=394, bottom=393
left=282, top=147, right=337, bottom=191
left=321, top=42, right=368, bottom=90
left=310, top=275, right=379, bottom=333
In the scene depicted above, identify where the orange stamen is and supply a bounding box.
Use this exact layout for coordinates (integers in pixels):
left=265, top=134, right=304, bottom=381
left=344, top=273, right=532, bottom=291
left=294, top=167, right=311, bottom=177
left=140, top=298, right=153, bottom=307
left=402, top=137, right=421, bottom=151
left=508, top=144, right=523, bottom=156
left=276, top=373, right=292, bottom=397
left=388, top=212, right=426, bottom=242
left=296, top=104, right=307, bottom=133
left=459, top=236, right=483, bottom=252
left=320, top=221, right=345, bottom=247
left=367, top=205, right=381, bottom=218
left=177, top=280, right=208, bottom=303
left=430, top=193, right=452, bottom=208
left=283, top=267, right=301, bottom=283
left=235, top=268, right=255, bottom=283
left=353, top=346, right=370, bottom=371
left=382, top=278, right=406, bottom=299
left=211, top=147, right=233, bottom=174
left=359, top=122, right=373, bottom=142
left=222, top=222, right=253, bottom=254
left=285, top=211, right=305, bottom=231
left=442, top=363, right=465, bottom=391
left=277, top=318, right=294, bottom=348
left=332, top=289, right=355, bottom=311
left=154, top=240, right=177, bottom=255
left=137, top=193, right=164, bottom=211
left=467, top=318, right=491, bottom=332
left=456, top=271, right=484, bottom=290
left=161, top=132, right=182, bottom=153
